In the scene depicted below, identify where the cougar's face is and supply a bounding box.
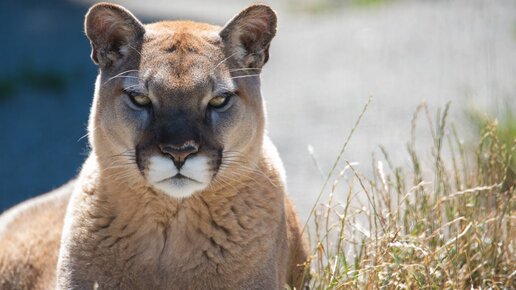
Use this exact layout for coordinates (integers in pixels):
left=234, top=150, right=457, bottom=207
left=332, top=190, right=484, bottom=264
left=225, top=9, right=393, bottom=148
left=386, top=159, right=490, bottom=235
left=86, top=3, right=276, bottom=199
left=93, top=26, right=257, bottom=198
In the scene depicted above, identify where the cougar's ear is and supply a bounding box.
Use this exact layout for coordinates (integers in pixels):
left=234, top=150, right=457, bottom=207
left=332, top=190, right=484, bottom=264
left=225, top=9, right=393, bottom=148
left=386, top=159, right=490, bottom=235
left=84, top=3, right=145, bottom=68
left=219, top=5, right=277, bottom=69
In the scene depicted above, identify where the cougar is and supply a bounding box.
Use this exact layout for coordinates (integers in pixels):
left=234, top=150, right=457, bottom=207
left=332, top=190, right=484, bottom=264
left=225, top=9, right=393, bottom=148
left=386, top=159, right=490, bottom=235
left=0, top=3, right=308, bottom=289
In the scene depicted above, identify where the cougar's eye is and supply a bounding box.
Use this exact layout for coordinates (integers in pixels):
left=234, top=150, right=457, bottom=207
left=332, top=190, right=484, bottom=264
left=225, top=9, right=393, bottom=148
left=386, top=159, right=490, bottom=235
left=131, top=95, right=151, bottom=106
left=209, top=96, right=227, bottom=108
left=123, top=88, right=151, bottom=109
left=208, top=92, right=235, bottom=111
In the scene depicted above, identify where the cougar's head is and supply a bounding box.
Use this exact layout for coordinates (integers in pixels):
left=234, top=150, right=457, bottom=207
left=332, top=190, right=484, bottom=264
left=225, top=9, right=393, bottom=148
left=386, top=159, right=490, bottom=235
left=84, top=3, right=277, bottom=198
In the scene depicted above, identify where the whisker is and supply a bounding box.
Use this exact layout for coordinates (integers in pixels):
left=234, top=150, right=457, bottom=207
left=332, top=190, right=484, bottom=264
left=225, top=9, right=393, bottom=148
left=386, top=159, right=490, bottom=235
left=78, top=125, right=99, bottom=142
left=103, top=69, right=142, bottom=86
left=220, top=157, right=248, bottom=163
left=223, top=152, right=255, bottom=160
left=213, top=172, right=239, bottom=192
left=230, top=74, right=260, bottom=80
left=226, top=163, right=280, bottom=188
left=122, top=83, right=144, bottom=91
left=216, top=171, right=243, bottom=189
left=104, top=75, right=141, bottom=85
left=220, top=152, right=280, bottom=188
left=226, top=168, right=265, bottom=188
left=228, top=68, right=263, bottom=73
left=77, top=132, right=90, bottom=142
left=213, top=51, right=239, bottom=71
left=108, top=149, right=136, bottom=158
left=126, top=44, right=142, bottom=57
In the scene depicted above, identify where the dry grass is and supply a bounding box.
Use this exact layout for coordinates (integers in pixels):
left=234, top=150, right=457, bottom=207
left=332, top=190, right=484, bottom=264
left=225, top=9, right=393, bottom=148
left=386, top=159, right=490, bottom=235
left=301, top=102, right=515, bottom=289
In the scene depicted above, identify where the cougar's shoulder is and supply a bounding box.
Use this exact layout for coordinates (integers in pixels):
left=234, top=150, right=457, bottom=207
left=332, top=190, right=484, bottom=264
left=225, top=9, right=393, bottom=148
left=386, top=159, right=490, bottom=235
left=0, top=181, right=73, bottom=290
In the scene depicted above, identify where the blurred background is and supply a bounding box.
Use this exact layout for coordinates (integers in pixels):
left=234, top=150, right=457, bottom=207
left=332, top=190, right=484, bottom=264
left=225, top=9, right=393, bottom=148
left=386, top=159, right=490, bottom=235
left=0, top=0, right=515, bottom=221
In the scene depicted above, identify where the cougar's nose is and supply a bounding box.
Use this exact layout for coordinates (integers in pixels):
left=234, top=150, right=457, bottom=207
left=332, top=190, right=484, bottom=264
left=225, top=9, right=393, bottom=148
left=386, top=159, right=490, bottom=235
left=159, top=141, right=199, bottom=169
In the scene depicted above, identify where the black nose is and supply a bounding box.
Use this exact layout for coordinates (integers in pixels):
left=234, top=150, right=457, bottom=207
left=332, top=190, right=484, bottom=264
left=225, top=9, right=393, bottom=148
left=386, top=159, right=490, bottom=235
left=159, top=142, right=199, bottom=169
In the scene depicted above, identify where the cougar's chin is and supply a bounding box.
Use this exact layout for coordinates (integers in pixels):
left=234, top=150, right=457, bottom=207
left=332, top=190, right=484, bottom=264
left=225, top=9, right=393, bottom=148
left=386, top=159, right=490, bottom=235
left=146, top=155, right=212, bottom=199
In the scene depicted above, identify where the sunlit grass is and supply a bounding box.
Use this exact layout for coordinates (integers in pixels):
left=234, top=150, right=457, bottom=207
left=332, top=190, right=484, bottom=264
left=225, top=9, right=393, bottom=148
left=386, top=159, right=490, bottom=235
left=301, top=102, right=515, bottom=289
left=469, top=104, right=516, bottom=170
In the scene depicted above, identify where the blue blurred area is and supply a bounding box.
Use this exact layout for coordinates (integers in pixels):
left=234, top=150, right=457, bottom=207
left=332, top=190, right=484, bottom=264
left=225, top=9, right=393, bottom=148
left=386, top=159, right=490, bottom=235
left=0, top=0, right=96, bottom=211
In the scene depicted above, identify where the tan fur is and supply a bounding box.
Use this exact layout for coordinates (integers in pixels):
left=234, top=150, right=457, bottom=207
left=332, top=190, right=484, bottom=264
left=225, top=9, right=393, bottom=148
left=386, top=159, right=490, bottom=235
left=0, top=182, right=72, bottom=290
left=0, top=3, right=308, bottom=289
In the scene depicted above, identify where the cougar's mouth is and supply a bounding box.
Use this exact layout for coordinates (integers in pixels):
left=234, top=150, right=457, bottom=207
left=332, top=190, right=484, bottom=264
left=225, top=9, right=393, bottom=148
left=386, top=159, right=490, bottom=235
left=146, top=155, right=213, bottom=198
left=157, top=174, right=202, bottom=184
